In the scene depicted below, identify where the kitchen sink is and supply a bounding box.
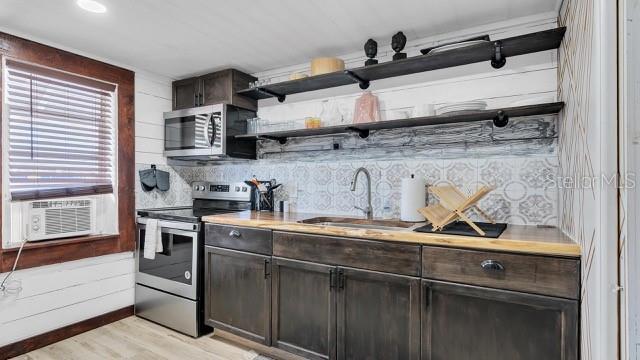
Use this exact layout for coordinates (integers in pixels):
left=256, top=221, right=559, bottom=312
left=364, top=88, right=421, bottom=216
left=299, top=217, right=421, bottom=231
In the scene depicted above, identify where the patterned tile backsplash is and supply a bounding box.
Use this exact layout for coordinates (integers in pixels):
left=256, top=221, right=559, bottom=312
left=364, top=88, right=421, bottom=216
left=136, top=155, right=558, bottom=226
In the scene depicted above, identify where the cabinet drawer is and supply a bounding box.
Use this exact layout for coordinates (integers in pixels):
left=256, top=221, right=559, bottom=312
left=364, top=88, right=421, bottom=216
left=205, top=224, right=272, bottom=255
left=422, top=246, right=580, bottom=299
left=273, top=231, right=421, bottom=276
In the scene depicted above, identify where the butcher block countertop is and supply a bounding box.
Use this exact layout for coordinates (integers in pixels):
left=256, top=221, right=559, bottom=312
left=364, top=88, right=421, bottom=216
left=202, top=211, right=580, bottom=258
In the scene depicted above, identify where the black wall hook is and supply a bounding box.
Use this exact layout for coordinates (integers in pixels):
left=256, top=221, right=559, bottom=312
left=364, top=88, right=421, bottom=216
left=344, top=70, right=370, bottom=90
left=491, top=41, right=507, bottom=69
left=493, top=110, right=509, bottom=127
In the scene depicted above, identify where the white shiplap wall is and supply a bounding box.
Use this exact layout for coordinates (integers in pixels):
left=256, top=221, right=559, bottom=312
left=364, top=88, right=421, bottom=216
left=0, top=73, right=170, bottom=347
left=135, top=73, right=172, bottom=166
left=0, top=252, right=134, bottom=347
left=133, top=72, right=195, bottom=209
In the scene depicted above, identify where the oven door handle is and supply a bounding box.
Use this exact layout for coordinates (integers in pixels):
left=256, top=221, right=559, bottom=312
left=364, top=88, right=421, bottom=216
left=136, top=217, right=200, bottom=232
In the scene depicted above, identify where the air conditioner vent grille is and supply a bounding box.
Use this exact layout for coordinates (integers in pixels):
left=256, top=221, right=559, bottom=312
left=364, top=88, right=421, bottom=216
left=43, top=206, right=92, bottom=236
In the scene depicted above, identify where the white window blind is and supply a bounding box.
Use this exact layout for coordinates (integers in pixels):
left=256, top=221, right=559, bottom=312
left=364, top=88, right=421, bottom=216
left=5, top=59, right=116, bottom=201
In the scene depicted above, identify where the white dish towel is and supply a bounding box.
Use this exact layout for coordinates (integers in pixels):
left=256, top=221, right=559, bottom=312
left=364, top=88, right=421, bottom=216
left=143, top=219, right=163, bottom=260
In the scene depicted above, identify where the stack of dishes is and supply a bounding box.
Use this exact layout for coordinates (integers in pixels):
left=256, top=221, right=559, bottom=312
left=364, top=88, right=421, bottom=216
left=435, top=100, right=487, bottom=115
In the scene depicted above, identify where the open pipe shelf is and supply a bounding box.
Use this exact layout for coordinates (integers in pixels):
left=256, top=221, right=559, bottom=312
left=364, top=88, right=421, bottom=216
left=235, top=102, right=565, bottom=144
left=236, top=27, right=566, bottom=103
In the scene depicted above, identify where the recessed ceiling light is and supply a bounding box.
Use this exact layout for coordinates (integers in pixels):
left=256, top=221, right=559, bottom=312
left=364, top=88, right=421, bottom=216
left=76, top=0, right=107, bottom=13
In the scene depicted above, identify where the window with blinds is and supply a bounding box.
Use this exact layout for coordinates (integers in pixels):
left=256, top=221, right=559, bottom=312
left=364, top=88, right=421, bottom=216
left=4, top=59, right=116, bottom=201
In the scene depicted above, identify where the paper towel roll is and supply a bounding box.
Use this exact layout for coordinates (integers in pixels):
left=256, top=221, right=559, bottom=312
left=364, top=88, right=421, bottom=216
left=400, top=175, right=426, bottom=222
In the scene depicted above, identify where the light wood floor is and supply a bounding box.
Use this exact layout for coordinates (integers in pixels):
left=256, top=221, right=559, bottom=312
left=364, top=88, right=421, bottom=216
left=13, top=316, right=304, bottom=360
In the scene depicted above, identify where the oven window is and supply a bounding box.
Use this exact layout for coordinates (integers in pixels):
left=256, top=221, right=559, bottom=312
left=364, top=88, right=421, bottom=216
left=165, top=114, right=212, bottom=150
left=138, top=228, right=193, bottom=285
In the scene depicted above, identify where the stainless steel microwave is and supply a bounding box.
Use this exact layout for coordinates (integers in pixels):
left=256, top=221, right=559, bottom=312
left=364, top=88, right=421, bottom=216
left=163, top=104, right=256, bottom=161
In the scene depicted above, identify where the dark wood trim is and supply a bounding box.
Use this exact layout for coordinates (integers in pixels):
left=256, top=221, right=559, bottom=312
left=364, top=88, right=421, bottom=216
left=0, top=31, right=135, bottom=270
left=1, top=235, right=120, bottom=271
left=0, top=234, right=118, bottom=253
left=0, top=306, right=133, bottom=359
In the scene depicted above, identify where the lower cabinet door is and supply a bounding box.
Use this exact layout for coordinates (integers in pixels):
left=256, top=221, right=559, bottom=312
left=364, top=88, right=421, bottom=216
left=271, top=257, right=337, bottom=360
left=421, top=280, right=579, bottom=360
left=204, top=246, right=271, bottom=345
left=337, top=267, right=421, bottom=360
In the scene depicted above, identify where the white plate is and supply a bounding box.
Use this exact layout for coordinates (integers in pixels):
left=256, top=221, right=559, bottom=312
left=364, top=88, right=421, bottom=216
left=436, top=100, right=487, bottom=107
left=428, top=40, right=490, bottom=55
left=437, top=109, right=483, bottom=116
left=437, top=104, right=486, bottom=111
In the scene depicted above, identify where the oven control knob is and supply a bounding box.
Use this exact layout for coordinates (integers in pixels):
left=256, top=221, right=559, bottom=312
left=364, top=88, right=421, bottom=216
left=235, top=186, right=240, bottom=192
left=242, top=187, right=248, bottom=192
left=184, top=271, right=191, bottom=280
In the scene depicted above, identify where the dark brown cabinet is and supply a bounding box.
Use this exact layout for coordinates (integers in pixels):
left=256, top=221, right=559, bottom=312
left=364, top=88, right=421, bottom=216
left=172, top=77, right=200, bottom=110
left=270, top=257, right=421, bottom=360
left=204, top=246, right=271, bottom=345
left=338, top=268, right=421, bottom=360
left=271, top=257, right=337, bottom=360
left=172, top=69, right=257, bottom=111
left=204, top=226, right=580, bottom=360
left=421, top=280, right=579, bottom=360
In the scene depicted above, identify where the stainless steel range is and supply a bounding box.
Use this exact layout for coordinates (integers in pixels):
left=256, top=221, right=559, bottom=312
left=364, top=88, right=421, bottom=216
left=134, top=181, right=252, bottom=337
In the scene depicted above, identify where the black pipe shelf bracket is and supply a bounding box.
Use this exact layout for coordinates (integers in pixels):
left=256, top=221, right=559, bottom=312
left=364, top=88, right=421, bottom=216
left=344, top=70, right=370, bottom=90
left=257, top=87, right=286, bottom=103
left=260, top=135, right=288, bottom=144
left=491, top=41, right=506, bottom=69
left=492, top=110, right=509, bottom=127
left=346, top=126, right=370, bottom=139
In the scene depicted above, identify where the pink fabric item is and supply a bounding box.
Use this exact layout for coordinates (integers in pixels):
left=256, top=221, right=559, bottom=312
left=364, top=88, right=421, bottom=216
left=353, top=91, right=380, bottom=124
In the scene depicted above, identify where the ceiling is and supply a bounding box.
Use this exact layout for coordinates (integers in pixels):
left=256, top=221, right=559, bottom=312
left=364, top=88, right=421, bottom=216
left=0, top=0, right=561, bottom=78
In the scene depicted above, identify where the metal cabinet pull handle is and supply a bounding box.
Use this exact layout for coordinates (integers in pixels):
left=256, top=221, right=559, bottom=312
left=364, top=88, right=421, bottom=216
left=229, top=230, right=241, bottom=238
left=481, top=260, right=505, bottom=271
left=424, top=284, right=430, bottom=307
left=264, top=259, right=270, bottom=278
left=329, top=269, right=336, bottom=289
